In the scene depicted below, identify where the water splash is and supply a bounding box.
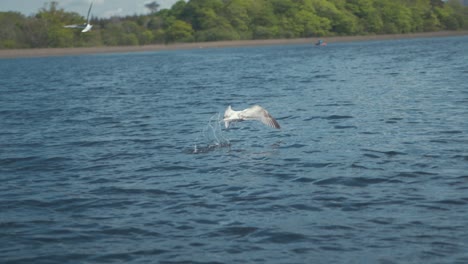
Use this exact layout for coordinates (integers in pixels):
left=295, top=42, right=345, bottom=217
left=190, top=113, right=231, bottom=154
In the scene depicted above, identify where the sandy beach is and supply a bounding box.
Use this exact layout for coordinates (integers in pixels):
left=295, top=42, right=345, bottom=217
left=0, top=30, right=467, bottom=59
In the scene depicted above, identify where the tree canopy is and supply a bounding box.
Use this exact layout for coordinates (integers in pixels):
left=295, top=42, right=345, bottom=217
left=1, top=0, right=467, bottom=49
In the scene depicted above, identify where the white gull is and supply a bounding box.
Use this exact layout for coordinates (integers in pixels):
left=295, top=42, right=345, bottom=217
left=64, top=2, right=94, bottom=33
left=223, top=105, right=280, bottom=129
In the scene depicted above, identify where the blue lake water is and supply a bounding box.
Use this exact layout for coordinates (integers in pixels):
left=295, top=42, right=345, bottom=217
left=1, top=36, right=468, bottom=263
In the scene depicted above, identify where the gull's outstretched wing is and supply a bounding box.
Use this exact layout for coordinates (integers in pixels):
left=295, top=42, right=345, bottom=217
left=64, top=24, right=85, bottom=29
left=86, top=2, right=93, bottom=24
left=241, top=105, right=281, bottom=129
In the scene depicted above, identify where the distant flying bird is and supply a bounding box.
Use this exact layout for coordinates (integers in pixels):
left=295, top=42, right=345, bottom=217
left=64, top=2, right=94, bottom=32
left=223, top=105, right=281, bottom=129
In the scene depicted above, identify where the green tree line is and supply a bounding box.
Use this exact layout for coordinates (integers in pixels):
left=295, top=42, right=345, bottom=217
left=1, top=0, right=467, bottom=49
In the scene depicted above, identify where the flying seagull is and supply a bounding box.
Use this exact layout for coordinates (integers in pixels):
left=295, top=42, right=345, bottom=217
left=223, top=105, right=281, bottom=129
left=64, top=2, right=94, bottom=32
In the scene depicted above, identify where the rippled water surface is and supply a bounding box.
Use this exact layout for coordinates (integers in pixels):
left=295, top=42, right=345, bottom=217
left=1, top=36, right=468, bottom=263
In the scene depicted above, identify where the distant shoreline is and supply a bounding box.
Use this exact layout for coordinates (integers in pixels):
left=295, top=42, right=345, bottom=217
left=1, top=30, right=467, bottom=59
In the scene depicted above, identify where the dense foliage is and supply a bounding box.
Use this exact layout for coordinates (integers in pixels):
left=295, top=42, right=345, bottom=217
left=1, top=0, right=467, bottom=48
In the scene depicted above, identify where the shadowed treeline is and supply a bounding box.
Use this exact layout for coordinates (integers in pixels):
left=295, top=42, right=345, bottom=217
left=0, top=0, right=467, bottom=49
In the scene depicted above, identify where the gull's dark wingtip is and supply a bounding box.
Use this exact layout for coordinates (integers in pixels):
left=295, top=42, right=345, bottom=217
left=272, top=119, right=281, bottom=129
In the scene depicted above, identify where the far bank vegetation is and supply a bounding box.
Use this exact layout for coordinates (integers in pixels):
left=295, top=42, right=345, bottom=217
left=0, top=0, right=467, bottom=49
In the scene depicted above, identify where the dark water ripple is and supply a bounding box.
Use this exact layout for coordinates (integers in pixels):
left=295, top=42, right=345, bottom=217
left=1, top=36, right=468, bottom=263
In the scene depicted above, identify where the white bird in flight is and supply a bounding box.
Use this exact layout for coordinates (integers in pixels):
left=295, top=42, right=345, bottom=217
left=64, top=2, right=94, bottom=32
left=223, top=105, right=281, bottom=129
